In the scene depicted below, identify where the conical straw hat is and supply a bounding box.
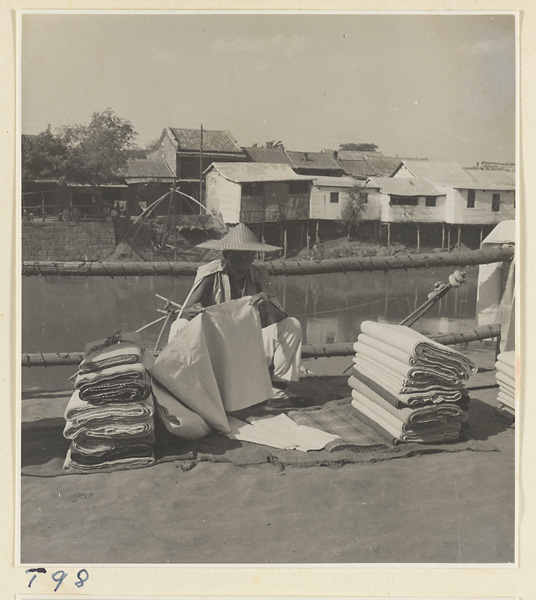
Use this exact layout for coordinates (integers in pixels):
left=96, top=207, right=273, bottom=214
left=197, top=223, right=282, bottom=252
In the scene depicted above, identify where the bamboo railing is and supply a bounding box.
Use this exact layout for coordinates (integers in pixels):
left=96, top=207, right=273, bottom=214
left=21, top=324, right=501, bottom=367
left=22, top=246, right=513, bottom=277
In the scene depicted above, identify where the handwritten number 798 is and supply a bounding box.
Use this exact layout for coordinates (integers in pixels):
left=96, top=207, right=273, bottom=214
left=26, top=568, right=89, bottom=591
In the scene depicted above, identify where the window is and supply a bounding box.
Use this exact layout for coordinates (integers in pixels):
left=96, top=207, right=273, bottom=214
left=390, top=196, right=419, bottom=206
left=492, top=193, right=501, bottom=212
left=359, top=192, right=369, bottom=203
left=330, top=192, right=340, bottom=203
left=288, top=181, right=309, bottom=195
left=242, top=182, right=263, bottom=196
left=467, top=189, right=476, bottom=208
left=425, top=196, right=437, bottom=207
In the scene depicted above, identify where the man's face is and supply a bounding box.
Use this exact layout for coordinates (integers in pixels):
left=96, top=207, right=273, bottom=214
left=225, top=251, right=255, bottom=280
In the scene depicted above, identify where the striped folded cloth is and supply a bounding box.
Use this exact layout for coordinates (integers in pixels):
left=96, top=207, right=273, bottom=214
left=349, top=376, right=467, bottom=426
left=75, top=363, right=152, bottom=404
left=63, top=443, right=155, bottom=473
left=359, top=321, right=477, bottom=378
left=79, top=342, right=143, bottom=374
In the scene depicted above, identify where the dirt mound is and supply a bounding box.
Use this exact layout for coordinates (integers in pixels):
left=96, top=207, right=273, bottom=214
left=106, top=242, right=148, bottom=262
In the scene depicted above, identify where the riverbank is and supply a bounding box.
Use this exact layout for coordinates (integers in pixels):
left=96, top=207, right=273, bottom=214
left=20, top=370, right=514, bottom=564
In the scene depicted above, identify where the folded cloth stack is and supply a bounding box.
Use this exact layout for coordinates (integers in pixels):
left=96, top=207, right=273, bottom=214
left=63, top=337, right=155, bottom=472
left=495, top=351, right=515, bottom=419
left=349, top=321, right=476, bottom=445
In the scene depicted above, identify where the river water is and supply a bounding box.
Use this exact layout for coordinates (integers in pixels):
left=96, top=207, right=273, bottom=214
left=22, top=265, right=486, bottom=392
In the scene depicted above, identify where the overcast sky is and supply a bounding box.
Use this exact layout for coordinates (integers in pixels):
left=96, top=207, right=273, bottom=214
left=20, top=12, right=516, bottom=166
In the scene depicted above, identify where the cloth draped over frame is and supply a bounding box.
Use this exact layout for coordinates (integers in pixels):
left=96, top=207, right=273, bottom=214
left=150, top=297, right=274, bottom=435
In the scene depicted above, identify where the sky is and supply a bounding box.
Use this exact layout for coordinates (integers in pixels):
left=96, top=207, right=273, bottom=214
left=20, top=11, right=516, bottom=166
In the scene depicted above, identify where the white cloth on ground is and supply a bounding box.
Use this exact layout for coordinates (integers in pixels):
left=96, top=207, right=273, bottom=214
left=226, top=414, right=339, bottom=452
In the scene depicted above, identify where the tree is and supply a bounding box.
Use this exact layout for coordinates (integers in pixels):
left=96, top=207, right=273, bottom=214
left=21, top=126, right=69, bottom=181
left=339, top=142, right=379, bottom=152
left=339, top=184, right=367, bottom=239
left=58, top=108, right=137, bottom=186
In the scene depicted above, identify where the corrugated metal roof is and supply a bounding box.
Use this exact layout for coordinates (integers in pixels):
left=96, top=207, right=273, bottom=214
left=126, top=159, right=175, bottom=179
left=313, top=176, right=359, bottom=188
left=399, top=160, right=474, bottom=186
left=286, top=151, right=343, bottom=171
left=208, top=162, right=313, bottom=183
left=465, top=169, right=515, bottom=189
left=367, top=176, right=442, bottom=197
left=242, top=146, right=291, bottom=164
left=169, top=128, right=243, bottom=154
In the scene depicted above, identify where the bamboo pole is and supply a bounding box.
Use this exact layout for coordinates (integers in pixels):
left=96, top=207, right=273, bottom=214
left=20, top=324, right=502, bottom=367
left=22, top=247, right=514, bottom=277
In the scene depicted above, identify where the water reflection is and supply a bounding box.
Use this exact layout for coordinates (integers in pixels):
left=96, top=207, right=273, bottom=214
left=22, top=266, right=479, bottom=390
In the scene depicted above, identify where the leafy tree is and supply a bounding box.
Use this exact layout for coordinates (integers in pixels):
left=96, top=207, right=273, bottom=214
left=58, top=108, right=137, bottom=186
left=339, top=142, right=379, bottom=152
left=21, top=126, right=69, bottom=180
left=266, top=140, right=284, bottom=149
left=339, top=184, right=368, bottom=239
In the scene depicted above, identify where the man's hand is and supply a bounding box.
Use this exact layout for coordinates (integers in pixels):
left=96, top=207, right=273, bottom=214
left=187, top=302, right=205, bottom=319
left=248, top=291, right=269, bottom=307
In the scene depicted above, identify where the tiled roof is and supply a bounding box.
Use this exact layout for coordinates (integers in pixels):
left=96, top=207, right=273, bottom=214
left=242, top=146, right=291, bottom=164
left=338, top=159, right=370, bottom=178
left=337, top=150, right=383, bottom=160
left=125, top=159, right=175, bottom=179
left=367, top=176, right=442, bottom=197
left=169, top=128, right=244, bottom=154
left=207, top=162, right=313, bottom=183
left=286, top=151, right=343, bottom=171
left=365, top=156, right=405, bottom=177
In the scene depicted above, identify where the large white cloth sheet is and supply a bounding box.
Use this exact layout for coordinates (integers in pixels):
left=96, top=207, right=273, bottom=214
left=150, top=297, right=273, bottom=434
left=227, top=414, right=339, bottom=452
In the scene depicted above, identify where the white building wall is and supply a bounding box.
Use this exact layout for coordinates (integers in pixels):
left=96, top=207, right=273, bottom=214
left=376, top=192, right=446, bottom=223
left=311, top=186, right=382, bottom=220
left=310, top=186, right=352, bottom=220
left=205, top=171, right=241, bottom=223
left=446, top=189, right=515, bottom=224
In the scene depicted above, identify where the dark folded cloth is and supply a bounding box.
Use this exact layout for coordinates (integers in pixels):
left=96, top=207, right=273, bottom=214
left=76, top=366, right=152, bottom=404
left=70, top=444, right=154, bottom=466
left=72, top=432, right=156, bottom=456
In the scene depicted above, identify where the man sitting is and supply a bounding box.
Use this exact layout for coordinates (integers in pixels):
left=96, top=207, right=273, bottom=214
left=169, top=223, right=302, bottom=405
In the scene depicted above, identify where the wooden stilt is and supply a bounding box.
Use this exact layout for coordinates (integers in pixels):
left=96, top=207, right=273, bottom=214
left=480, top=225, right=484, bottom=246
left=447, top=225, right=451, bottom=249
left=306, top=220, right=310, bottom=250
left=41, top=192, right=46, bottom=222
left=457, top=224, right=461, bottom=250
left=315, top=221, right=320, bottom=245
left=387, top=222, right=391, bottom=256
left=441, top=222, right=445, bottom=250
left=416, top=223, right=420, bottom=252
left=283, top=222, right=288, bottom=259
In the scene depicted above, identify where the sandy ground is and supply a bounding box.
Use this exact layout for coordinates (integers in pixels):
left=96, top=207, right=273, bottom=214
left=20, top=376, right=514, bottom=565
